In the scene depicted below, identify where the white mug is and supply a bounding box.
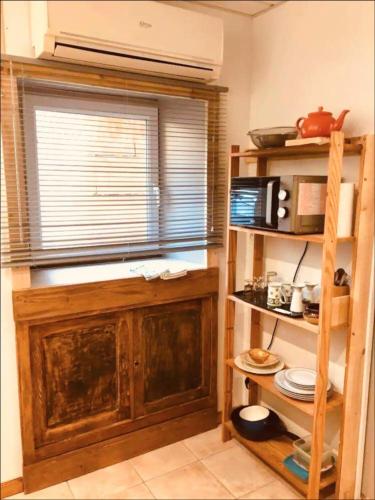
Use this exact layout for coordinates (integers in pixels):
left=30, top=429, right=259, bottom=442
left=267, top=282, right=286, bottom=308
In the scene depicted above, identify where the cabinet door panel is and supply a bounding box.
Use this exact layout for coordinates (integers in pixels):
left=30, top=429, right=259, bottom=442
left=134, top=298, right=213, bottom=416
left=143, top=306, right=201, bottom=402
left=30, top=313, right=131, bottom=447
left=43, top=323, right=117, bottom=427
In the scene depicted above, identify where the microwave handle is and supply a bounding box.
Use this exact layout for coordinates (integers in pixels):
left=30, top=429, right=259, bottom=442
left=266, top=180, right=277, bottom=226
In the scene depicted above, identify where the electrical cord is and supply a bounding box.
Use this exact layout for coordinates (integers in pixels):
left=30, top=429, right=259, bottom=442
left=266, top=241, right=310, bottom=350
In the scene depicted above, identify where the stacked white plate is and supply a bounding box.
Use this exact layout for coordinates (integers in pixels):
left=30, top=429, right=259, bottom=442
left=274, top=368, right=333, bottom=401
left=234, top=351, right=284, bottom=375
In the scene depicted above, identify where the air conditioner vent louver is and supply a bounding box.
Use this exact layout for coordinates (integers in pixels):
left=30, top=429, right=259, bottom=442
left=54, top=42, right=214, bottom=73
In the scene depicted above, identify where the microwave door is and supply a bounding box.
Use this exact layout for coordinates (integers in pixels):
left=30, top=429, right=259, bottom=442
left=231, top=186, right=268, bottom=228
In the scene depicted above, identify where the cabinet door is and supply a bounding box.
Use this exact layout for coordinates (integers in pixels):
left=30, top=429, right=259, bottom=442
left=30, top=313, right=131, bottom=447
left=133, top=298, right=213, bottom=416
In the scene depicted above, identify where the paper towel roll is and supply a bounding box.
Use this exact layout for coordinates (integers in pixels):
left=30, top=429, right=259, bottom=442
left=337, top=183, right=355, bottom=237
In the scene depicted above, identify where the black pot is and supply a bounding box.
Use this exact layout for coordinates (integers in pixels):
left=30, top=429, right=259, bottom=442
left=231, top=405, right=286, bottom=441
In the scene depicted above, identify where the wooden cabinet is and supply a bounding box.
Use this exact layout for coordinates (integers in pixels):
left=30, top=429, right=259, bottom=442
left=134, top=298, right=213, bottom=416
left=29, top=313, right=131, bottom=448
left=13, top=269, right=219, bottom=492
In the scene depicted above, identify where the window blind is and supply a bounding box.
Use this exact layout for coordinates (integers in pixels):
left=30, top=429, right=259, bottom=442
left=1, top=60, right=227, bottom=267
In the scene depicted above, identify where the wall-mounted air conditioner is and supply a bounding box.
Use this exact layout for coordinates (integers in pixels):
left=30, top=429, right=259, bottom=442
left=30, top=1, right=224, bottom=82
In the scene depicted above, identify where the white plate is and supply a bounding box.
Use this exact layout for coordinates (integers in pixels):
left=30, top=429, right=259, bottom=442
left=275, top=387, right=315, bottom=401
left=275, top=370, right=332, bottom=395
left=275, top=383, right=333, bottom=401
left=285, top=368, right=317, bottom=388
left=234, top=355, right=285, bottom=375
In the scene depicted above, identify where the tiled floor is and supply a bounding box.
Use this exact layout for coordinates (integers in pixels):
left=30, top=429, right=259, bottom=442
left=6, top=426, right=302, bottom=500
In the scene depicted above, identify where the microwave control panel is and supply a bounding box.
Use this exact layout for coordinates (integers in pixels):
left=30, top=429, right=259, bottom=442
left=277, top=175, right=327, bottom=233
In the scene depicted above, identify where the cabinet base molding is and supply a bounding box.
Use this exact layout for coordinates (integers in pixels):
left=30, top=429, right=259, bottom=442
left=0, top=477, right=24, bottom=499
left=23, top=407, right=218, bottom=494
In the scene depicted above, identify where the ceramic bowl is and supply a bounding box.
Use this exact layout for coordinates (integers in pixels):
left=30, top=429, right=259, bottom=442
left=248, top=348, right=270, bottom=364
left=231, top=405, right=286, bottom=441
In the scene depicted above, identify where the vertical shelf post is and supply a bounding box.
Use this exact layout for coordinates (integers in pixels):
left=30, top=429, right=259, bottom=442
left=248, top=157, right=267, bottom=404
left=336, top=134, right=374, bottom=499
left=307, top=132, right=345, bottom=499
left=222, top=145, right=239, bottom=441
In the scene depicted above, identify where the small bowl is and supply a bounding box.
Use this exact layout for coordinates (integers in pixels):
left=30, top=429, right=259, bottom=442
left=248, top=127, right=298, bottom=149
left=231, top=405, right=286, bottom=441
left=248, top=348, right=270, bottom=364
left=303, top=303, right=320, bottom=325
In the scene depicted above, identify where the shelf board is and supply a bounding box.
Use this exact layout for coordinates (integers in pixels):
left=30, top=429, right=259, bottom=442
left=227, top=293, right=319, bottom=333
left=230, top=140, right=362, bottom=162
left=229, top=225, right=355, bottom=244
left=224, top=421, right=336, bottom=496
left=226, top=358, right=343, bottom=417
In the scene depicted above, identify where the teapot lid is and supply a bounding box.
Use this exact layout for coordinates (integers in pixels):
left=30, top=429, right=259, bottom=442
left=309, top=106, right=332, bottom=116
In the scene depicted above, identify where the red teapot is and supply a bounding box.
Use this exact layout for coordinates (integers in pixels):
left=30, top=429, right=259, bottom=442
left=296, top=106, right=350, bottom=138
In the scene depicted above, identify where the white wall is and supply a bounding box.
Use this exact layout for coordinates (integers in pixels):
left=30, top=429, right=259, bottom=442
left=248, top=0, right=375, bottom=453
left=0, top=0, right=253, bottom=482
left=0, top=269, right=22, bottom=483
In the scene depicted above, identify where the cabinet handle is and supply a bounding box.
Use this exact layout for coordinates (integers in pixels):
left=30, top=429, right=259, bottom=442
left=134, top=360, right=140, bottom=367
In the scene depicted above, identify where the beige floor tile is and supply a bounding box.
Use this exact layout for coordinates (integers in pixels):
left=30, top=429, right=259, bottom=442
left=68, top=461, right=142, bottom=499
left=240, top=477, right=302, bottom=499
left=105, top=483, right=155, bottom=499
left=130, top=442, right=196, bottom=481
left=183, top=425, right=237, bottom=459
left=146, top=461, right=233, bottom=499
left=6, top=482, right=73, bottom=499
left=202, top=445, right=275, bottom=498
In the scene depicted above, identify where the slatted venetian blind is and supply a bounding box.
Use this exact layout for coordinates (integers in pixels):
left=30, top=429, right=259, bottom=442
left=1, top=59, right=227, bottom=266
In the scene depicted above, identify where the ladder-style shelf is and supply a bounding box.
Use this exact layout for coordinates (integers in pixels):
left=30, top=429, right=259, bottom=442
left=225, top=359, right=343, bottom=417
left=229, top=225, right=355, bottom=244
left=224, top=421, right=337, bottom=496
left=228, top=293, right=349, bottom=333
left=222, top=133, right=374, bottom=499
left=232, top=137, right=362, bottom=161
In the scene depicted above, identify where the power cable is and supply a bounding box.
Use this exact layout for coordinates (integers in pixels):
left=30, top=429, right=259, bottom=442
left=266, top=241, right=310, bottom=350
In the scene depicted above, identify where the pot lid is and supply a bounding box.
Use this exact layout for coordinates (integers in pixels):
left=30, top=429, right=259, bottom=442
left=308, top=106, right=332, bottom=116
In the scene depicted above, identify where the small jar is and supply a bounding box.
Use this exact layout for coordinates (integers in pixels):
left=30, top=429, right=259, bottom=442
left=303, top=303, right=320, bottom=325
left=244, top=279, right=254, bottom=299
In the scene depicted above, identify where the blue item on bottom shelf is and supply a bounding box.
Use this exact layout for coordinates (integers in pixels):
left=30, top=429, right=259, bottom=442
left=283, top=454, right=309, bottom=483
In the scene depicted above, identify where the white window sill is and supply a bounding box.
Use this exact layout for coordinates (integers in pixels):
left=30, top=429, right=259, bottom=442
left=30, top=257, right=205, bottom=288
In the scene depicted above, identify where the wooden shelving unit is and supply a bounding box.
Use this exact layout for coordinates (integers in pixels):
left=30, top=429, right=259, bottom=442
left=222, top=133, right=374, bottom=499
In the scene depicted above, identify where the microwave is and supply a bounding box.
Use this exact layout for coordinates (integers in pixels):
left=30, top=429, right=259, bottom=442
left=230, top=175, right=328, bottom=234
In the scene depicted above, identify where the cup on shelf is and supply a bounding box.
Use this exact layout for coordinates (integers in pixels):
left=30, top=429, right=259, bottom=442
left=267, top=282, right=285, bottom=308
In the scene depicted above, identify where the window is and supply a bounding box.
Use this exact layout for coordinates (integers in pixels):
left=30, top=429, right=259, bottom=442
left=24, top=89, right=159, bottom=261
left=1, top=61, right=226, bottom=267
